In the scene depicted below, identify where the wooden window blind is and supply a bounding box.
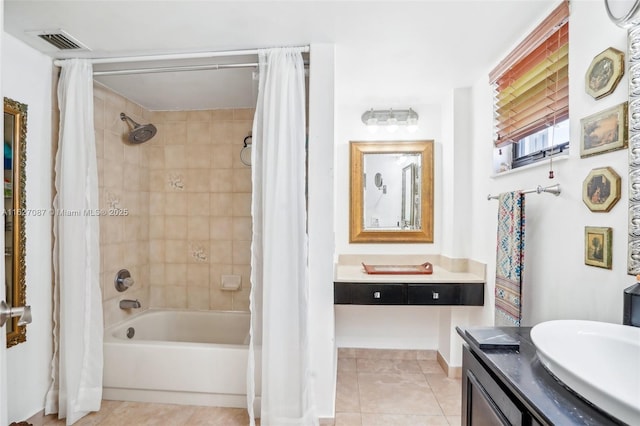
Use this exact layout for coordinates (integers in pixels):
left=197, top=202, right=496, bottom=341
left=490, top=1, right=570, bottom=148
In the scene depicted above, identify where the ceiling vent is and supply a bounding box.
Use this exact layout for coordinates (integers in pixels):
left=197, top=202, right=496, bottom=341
left=29, top=29, right=89, bottom=51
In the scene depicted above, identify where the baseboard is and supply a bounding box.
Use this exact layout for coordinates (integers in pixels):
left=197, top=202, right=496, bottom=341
left=437, top=351, right=462, bottom=378
left=103, top=387, right=247, bottom=408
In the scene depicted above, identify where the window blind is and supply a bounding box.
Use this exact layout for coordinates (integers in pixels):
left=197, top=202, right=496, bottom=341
left=490, top=1, right=570, bottom=148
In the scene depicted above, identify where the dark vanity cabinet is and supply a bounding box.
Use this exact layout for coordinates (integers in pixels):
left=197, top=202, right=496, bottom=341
left=458, top=327, right=624, bottom=426
left=334, top=282, right=484, bottom=305
left=462, top=345, right=538, bottom=425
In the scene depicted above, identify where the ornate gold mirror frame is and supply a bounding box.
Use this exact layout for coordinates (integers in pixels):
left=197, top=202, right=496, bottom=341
left=4, top=97, right=27, bottom=347
left=350, top=140, right=434, bottom=243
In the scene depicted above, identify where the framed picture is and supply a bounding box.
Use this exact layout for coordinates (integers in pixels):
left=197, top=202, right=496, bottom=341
left=585, top=47, right=625, bottom=99
left=582, top=167, right=621, bottom=212
left=584, top=226, right=612, bottom=269
left=580, top=102, right=628, bottom=158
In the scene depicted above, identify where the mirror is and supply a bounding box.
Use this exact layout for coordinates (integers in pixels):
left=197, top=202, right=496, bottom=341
left=604, top=0, right=640, bottom=27
left=611, top=4, right=640, bottom=273
left=4, top=97, right=27, bottom=347
left=350, top=140, right=433, bottom=243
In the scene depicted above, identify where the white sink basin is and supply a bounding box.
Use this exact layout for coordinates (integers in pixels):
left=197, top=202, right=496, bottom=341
left=530, top=320, right=640, bottom=425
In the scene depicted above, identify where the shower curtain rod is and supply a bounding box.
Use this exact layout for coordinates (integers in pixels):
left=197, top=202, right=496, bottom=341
left=487, top=184, right=561, bottom=200
left=92, top=61, right=309, bottom=76
left=94, top=63, right=258, bottom=76
left=52, top=45, right=310, bottom=67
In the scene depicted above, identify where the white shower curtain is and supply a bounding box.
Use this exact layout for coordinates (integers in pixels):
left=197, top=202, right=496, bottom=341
left=45, top=59, right=103, bottom=425
left=247, top=48, right=317, bottom=426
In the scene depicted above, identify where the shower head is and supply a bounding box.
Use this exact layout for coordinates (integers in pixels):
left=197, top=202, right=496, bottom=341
left=120, top=112, right=157, bottom=144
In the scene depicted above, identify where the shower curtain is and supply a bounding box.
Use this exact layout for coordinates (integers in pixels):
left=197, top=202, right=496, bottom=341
left=45, top=59, right=103, bottom=425
left=247, top=48, right=317, bottom=426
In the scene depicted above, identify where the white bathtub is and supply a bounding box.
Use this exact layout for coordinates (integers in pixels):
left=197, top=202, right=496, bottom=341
left=103, top=309, right=255, bottom=408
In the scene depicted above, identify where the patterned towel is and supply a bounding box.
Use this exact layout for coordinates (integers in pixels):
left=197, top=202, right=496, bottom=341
left=495, top=191, right=525, bottom=327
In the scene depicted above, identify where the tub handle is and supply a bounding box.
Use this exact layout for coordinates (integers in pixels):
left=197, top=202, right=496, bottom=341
left=115, top=269, right=135, bottom=292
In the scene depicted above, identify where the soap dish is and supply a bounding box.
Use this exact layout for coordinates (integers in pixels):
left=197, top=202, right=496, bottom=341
left=221, top=275, right=241, bottom=291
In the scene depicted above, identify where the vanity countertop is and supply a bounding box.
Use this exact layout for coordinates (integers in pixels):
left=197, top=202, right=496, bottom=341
left=334, top=263, right=484, bottom=283
left=457, top=326, right=624, bottom=425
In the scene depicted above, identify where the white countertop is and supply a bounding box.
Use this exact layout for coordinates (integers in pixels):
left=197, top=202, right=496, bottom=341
left=334, top=263, right=485, bottom=283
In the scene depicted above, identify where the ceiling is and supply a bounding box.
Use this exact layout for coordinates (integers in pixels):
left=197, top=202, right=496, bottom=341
left=4, top=0, right=558, bottom=111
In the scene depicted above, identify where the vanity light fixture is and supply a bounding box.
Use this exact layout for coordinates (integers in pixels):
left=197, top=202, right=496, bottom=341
left=361, top=108, right=419, bottom=133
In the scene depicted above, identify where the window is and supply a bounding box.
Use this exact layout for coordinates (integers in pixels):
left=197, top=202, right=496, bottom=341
left=491, top=1, right=570, bottom=171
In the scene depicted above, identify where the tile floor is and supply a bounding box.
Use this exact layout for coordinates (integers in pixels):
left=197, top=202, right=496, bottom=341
left=25, top=348, right=462, bottom=426
left=334, top=348, right=461, bottom=426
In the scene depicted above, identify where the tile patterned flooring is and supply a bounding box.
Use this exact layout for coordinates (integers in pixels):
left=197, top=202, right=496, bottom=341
left=26, top=349, right=461, bottom=426
left=334, top=348, right=461, bottom=426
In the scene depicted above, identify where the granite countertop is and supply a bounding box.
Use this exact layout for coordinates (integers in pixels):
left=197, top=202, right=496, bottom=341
left=457, top=326, right=624, bottom=425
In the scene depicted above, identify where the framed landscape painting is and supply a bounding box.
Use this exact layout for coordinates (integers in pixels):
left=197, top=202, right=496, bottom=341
left=580, top=102, right=628, bottom=158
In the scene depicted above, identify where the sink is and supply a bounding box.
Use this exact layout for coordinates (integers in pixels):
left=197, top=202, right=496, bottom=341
left=530, top=320, right=640, bottom=425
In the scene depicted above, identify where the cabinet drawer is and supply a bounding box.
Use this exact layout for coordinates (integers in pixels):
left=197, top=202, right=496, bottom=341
left=407, top=283, right=484, bottom=305
left=334, top=283, right=406, bottom=304
left=407, top=284, right=459, bottom=305
left=335, top=282, right=485, bottom=305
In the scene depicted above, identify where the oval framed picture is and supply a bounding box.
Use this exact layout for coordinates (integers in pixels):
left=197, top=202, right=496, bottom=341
left=582, top=166, right=621, bottom=212
left=585, top=47, right=625, bottom=99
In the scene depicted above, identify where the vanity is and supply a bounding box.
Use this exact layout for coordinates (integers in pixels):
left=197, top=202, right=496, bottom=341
left=334, top=255, right=486, bottom=374
left=457, top=326, right=624, bottom=425
left=334, top=256, right=484, bottom=306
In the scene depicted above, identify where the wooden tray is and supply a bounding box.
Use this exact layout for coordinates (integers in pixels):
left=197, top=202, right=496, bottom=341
left=361, top=262, right=433, bottom=275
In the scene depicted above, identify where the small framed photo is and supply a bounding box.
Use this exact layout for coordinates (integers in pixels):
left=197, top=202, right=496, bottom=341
left=585, top=47, right=625, bottom=99
left=582, top=167, right=621, bottom=212
left=584, top=226, right=612, bottom=269
left=580, top=102, right=628, bottom=158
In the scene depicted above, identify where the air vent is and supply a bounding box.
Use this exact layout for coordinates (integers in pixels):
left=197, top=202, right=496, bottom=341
left=29, top=29, right=89, bottom=51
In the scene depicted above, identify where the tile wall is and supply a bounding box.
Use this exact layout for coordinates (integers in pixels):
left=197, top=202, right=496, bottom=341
left=94, top=83, right=254, bottom=327
left=144, top=108, right=254, bottom=312
left=94, top=84, right=151, bottom=327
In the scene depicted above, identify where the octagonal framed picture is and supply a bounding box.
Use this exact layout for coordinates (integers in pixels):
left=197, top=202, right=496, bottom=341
left=585, top=47, right=625, bottom=99
left=582, top=166, right=621, bottom=212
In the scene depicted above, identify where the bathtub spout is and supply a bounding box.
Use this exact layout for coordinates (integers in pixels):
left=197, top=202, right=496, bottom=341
left=119, top=299, right=141, bottom=309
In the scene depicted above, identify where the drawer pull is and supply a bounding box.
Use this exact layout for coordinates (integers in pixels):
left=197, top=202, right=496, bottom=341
left=373, top=291, right=381, bottom=299
left=432, top=291, right=439, bottom=300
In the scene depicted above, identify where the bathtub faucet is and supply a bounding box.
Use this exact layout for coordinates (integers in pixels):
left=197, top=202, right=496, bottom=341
left=119, top=299, right=141, bottom=309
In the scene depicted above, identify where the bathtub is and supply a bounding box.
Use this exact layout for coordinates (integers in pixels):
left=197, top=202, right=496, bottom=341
left=103, top=309, right=257, bottom=408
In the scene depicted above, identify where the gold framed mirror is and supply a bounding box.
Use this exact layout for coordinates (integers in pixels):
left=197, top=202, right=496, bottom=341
left=4, top=97, right=27, bottom=347
left=350, top=140, right=433, bottom=243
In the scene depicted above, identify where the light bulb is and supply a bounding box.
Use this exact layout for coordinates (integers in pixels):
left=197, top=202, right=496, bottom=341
left=407, top=117, right=418, bottom=133
left=406, top=109, right=418, bottom=132
left=386, top=116, right=398, bottom=133
left=366, top=116, right=378, bottom=133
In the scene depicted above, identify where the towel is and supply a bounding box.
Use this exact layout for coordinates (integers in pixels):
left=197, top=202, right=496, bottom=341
left=495, top=191, right=525, bottom=326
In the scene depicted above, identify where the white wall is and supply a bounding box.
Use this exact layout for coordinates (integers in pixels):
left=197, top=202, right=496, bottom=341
left=2, top=32, right=53, bottom=423
left=469, top=1, right=630, bottom=327
left=333, top=40, right=446, bottom=348
left=308, top=44, right=337, bottom=419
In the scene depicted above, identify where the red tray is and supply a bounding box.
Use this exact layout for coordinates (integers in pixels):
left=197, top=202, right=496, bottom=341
left=361, top=262, right=433, bottom=275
